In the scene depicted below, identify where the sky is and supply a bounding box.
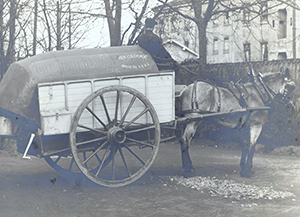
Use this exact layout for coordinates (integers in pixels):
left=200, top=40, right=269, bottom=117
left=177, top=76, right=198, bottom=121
left=76, top=0, right=160, bottom=48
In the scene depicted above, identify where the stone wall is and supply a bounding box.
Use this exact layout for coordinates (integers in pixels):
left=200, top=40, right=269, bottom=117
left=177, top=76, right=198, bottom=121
left=178, top=59, right=300, bottom=90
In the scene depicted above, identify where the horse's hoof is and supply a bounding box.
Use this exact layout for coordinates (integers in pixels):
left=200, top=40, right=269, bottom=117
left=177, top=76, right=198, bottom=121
left=240, top=168, right=254, bottom=178
left=183, top=168, right=196, bottom=178
left=240, top=170, right=249, bottom=178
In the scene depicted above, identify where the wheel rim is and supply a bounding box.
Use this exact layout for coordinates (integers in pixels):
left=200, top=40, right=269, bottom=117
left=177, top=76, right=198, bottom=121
left=44, top=150, right=114, bottom=176
left=69, top=85, right=160, bottom=187
left=44, top=154, right=80, bottom=175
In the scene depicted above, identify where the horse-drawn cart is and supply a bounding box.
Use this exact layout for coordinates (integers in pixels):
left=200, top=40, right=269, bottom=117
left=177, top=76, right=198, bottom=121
left=0, top=46, right=292, bottom=187
left=0, top=46, right=177, bottom=187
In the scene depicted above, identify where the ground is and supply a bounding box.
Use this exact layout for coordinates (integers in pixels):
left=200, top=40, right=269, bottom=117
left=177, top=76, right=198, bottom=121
left=0, top=138, right=300, bottom=217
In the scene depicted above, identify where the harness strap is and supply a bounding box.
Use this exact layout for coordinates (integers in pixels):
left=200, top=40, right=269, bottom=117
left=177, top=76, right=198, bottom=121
left=252, top=73, right=274, bottom=105
left=214, top=85, right=221, bottom=112
left=191, top=80, right=199, bottom=110
left=258, top=73, right=275, bottom=100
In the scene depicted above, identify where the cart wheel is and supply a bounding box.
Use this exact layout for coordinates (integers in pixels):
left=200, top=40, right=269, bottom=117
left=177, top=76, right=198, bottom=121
left=70, top=85, right=160, bottom=187
left=44, top=154, right=80, bottom=176
left=44, top=151, right=115, bottom=176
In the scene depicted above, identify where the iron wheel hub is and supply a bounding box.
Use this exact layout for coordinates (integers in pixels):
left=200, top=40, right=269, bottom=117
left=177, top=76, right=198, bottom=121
left=108, top=127, right=126, bottom=144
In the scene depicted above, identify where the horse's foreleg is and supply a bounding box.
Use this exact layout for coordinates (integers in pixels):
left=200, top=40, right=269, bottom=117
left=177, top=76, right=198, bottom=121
left=240, top=141, right=250, bottom=176
left=240, top=124, right=263, bottom=178
left=180, top=121, right=198, bottom=177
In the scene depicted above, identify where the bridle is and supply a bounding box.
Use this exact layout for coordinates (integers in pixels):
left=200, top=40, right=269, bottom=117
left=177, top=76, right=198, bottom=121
left=261, top=74, right=295, bottom=106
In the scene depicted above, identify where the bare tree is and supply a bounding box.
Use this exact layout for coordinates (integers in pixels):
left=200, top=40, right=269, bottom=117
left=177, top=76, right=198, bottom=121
left=103, top=0, right=166, bottom=46
left=38, top=0, right=99, bottom=52
left=0, top=0, right=31, bottom=78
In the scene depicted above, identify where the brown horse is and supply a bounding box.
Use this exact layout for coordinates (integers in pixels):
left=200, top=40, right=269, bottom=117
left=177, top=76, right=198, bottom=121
left=179, top=71, right=295, bottom=178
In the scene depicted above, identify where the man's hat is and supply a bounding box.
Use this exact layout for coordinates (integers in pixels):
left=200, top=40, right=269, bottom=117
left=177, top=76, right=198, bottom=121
left=145, top=18, right=157, bottom=28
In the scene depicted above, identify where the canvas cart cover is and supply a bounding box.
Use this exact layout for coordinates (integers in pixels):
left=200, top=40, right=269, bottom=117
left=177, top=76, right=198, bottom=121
left=0, top=46, right=159, bottom=126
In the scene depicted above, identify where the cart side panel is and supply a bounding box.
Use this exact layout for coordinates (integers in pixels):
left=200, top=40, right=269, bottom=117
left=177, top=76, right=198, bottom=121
left=147, top=73, right=174, bottom=123
left=38, top=72, right=174, bottom=138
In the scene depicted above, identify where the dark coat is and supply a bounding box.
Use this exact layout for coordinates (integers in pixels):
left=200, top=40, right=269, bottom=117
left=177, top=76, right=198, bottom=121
left=138, top=30, right=176, bottom=71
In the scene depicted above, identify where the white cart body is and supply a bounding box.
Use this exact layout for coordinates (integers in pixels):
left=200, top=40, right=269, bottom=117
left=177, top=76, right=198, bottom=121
left=0, top=46, right=175, bottom=156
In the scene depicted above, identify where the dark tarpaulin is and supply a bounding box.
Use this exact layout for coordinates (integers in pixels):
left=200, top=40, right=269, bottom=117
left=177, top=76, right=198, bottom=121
left=0, top=46, right=159, bottom=126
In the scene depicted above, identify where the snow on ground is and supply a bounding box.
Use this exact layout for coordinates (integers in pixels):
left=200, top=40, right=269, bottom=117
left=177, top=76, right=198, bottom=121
left=168, top=175, right=295, bottom=201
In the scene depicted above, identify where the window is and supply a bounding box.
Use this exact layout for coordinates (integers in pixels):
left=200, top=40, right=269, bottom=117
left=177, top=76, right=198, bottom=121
left=278, top=52, right=287, bottom=59
left=261, top=42, right=268, bottom=61
left=244, top=43, right=251, bottom=61
left=213, top=38, right=218, bottom=55
left=278, top=9, right=287, bottom=39
left=223, top=37, right=229, bottom=54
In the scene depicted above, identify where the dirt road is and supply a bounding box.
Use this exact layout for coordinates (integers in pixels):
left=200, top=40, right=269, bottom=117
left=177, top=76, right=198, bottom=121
left=0, top=139, right=300, bottom=217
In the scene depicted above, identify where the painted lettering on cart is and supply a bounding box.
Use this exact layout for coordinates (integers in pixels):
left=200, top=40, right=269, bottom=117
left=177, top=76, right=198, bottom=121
left=122, top=63, right=150, bottom=69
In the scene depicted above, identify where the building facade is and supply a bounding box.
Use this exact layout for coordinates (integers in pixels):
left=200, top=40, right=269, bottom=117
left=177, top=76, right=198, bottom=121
left=155, top=0, right=300, bottom=64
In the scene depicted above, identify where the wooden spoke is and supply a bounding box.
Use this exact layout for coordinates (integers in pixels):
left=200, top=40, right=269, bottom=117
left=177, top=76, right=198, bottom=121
left=111, top=145, right=116, bottom=181
left=100, top=94, right=112, bottom=124
left=54, top=156, right=61, bottom=164
left=76, top=136, right=107, bottom=146
left=83, top=152, right=87, bottom=169
left=125, top=125, right=156, bottom=134
left=125, top=137, right=155, bottom=148
left=123, top=144, right=145, bottom=166
left=86, top=106, right=108, bottom=130
left=123, top=108, right=149, bottom=129
left=95, top=144, right=111, bottom=177
left=119, top=95, right=137, bottom=126
left=68, top=157, right=75, bottom=172
left=118, top=144, right=131, bottom=177
left=95, top=152, right=102, bottom=165
left=77, top=124, right=107, bottom=135
left=82, top=141, right=108, bottom=165
left=45, top=155, right=80, bottom=176
left=114, top=90, right=120, bottom=125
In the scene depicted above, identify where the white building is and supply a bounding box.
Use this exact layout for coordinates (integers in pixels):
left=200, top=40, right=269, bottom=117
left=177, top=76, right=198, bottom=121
left=155, top=0, right=300, bottom=64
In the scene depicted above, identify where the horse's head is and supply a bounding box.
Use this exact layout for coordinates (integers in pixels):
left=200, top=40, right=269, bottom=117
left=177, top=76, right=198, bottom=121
left=261, top=69, right=295, bottom=105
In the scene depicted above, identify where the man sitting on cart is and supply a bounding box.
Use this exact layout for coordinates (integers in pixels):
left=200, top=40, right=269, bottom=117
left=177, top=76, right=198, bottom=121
left=138, top=18, right=177, bottom=71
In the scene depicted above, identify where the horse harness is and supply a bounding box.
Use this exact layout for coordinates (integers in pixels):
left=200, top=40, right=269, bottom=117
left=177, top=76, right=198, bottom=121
left=191, top=80, right=221, bottom=113
left=228, top=73, right=275, bottom=108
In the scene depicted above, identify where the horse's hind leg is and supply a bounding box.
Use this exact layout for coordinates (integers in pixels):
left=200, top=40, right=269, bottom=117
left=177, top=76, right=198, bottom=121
left=180, top=121, right=199, bottom=177
left=239, top=126, right=250, bottom=177
left=247, top=124, right=263, bottom=171
left=240, top=124, right=263, bottom=178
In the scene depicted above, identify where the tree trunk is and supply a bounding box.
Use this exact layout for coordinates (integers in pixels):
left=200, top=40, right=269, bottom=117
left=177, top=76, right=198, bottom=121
left=56, top=1, right=61, bottom=50
left=104, top=0, right=122, bottom=46
left=43, top=0, right=52, bottom=51
left=0, top=0, right=4, bottom=79
left=197, top=21, right=207, bottom=65
left=33, top=0, right=37, bottom=55
left=5, top=0, right=16, bottom=74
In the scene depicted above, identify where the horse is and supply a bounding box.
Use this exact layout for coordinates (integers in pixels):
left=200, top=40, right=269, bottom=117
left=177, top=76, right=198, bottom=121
left=178, top=70, right=296, bottom=178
